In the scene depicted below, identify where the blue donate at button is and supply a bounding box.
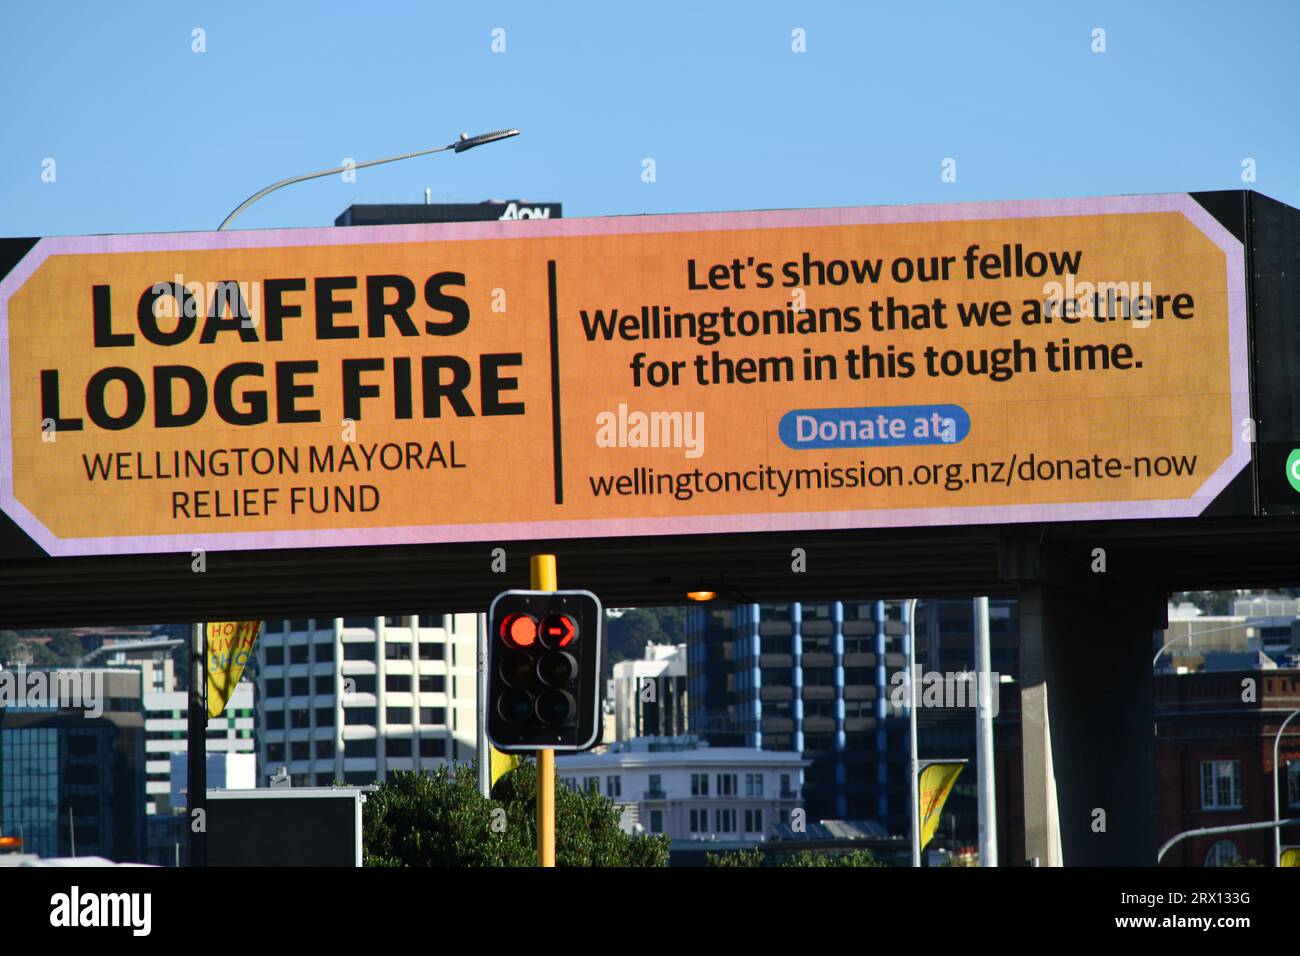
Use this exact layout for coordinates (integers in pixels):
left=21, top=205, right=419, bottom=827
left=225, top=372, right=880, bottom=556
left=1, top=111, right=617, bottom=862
left=778, top=404, right=971, bottom=449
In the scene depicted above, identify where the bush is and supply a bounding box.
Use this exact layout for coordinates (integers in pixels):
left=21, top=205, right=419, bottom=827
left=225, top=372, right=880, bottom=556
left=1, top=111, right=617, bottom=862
left=363, top=759, right=669, bottom=867
left=705, top=847, right=883, bottom=867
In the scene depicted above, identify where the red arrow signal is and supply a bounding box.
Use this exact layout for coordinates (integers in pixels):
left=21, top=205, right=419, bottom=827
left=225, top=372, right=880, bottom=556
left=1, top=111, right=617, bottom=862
left=541, top=613, right=576, bottom=648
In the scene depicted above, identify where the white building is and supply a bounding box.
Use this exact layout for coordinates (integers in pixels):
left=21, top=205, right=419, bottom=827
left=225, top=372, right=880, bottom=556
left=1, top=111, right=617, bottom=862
left=557, top=736, right=807, bottom=844
left=611, top=643, right=687, bottom=741
left=145, top=678, right=254, bottom=814
left=256, top=614, right=478, bottom=786
left=88, top=636, right=256, bottom=815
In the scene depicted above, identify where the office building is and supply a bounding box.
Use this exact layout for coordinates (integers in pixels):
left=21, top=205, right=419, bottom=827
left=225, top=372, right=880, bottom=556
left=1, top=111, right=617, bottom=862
left=686, top=598, right=1018, bottom=842
left=557, top=736, right=806, bottom=847
left=0, top=668, right=146, bottom=862
left=256, top=614, right=478, bottom=787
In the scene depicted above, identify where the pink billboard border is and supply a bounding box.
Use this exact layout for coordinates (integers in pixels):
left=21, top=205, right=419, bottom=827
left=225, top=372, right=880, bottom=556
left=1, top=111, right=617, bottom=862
left=0, top=193, right=1250, bottom=557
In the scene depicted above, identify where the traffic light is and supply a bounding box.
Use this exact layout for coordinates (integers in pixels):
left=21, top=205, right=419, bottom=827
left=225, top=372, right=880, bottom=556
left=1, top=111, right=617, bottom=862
left=487, top=589, right=604, bottom=752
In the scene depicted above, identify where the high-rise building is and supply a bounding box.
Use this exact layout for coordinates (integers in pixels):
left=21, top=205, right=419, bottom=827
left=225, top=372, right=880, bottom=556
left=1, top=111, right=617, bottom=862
left=686, top=598, right=1018, bottom=841
left=0, top=668, right=146, bottom=862
left=256, top=614, right=478, bottom=786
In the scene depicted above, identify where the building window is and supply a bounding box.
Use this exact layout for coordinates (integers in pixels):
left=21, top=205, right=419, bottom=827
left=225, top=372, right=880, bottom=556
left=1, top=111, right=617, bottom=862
left=344, top=707, right=376, bottom=726
left=343, top=617, right=375, bottom=629
left=419, top=738, right=445, bottom=758
left=1205, top=840, right=1241, bottom=867
left=343, top=643, right=375, bottom=661
left=384, top=642, right=409, bottom=661
left=289, top=645, right=310, bottom=664
left=418, top=675, right=445, bottom=693
left=290, top=677, right=310, bottom=696
left=291, top=708, right=310, bottom=729
left=650, top=810, right=664, bottom=834
left=346, top=739, right=376, bottom=758
left=689, top=809, right=708, bottom=833
left=418, top=644, right=441, bottom=661
left=418, top=615, right=445, bottom=629
left=316, top=739, right=334, bottom=760
left=744, top=808, right=763, bottom=832
left=690, top=773, right=709, bottom=797
left=717, top=773, right=737, bottom=797
left=315, top=707, right=334, bottom=728
left=315, top=642, right=334, bottom=663
left=745, top=773, right=764, bottom=797
left=386, top=707, right=412, bottom=725
left=266, top=743, right=284, bottom=762
left=1200, top=761, right=1242, bottom=809
left=291, top=741, right=310, bottom=761
left=648, top=773, right=663, bottom=797
left=583, top=776, right=600, bottom=794
left=315, top=772, right=333, bottom=786
left=266, top=711, right=284, bottom=730
left=1289, top=762, right=1300, bottom=808
left=265, top=647, right=284, bottom=666
left=386, top=675, right=411, bottom=693
left=349, top=675, right=376, bottom=695
left=780, top=773, right=793, bottom=797
left=606, top=775, right=621, bottom=798
left=715, top=808, right=736, bottom=833
left=387, top=738, right=412, bottom=757
left=419, top=707, right=446, bottom=726
left=315, top=674, right=333, bottom=695
left=265, top=678, right=284, bottom=698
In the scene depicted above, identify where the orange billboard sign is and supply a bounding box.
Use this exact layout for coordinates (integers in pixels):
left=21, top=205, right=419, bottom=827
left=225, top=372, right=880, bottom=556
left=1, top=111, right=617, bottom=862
left=0, top=195, right=1248, bottom=556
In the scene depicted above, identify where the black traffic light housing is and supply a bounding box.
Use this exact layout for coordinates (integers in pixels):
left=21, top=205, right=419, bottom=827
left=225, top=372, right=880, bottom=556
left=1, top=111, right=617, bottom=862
left=487, top=589, right=604, bottom=752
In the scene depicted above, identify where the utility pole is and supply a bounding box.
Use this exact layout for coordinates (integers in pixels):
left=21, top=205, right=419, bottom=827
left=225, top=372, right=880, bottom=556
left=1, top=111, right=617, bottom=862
left=973, top=596, right=998, bottom=867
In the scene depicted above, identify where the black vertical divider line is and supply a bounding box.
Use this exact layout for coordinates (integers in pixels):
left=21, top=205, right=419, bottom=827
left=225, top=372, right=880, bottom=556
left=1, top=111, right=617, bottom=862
left=548, top=260, right=564, bottom=504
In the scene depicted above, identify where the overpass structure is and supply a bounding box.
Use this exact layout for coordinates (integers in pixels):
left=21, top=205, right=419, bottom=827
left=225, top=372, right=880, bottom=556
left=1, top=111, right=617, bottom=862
left=2, top=189, right=1298, bottom=865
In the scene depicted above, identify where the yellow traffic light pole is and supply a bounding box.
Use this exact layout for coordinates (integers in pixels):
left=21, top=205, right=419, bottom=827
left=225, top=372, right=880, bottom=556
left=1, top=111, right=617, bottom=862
left=531, top=553, right=557, bottom=867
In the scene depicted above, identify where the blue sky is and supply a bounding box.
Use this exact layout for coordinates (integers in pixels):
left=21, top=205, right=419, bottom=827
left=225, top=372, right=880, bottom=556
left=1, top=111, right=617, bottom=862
left=1, top=0, right=1296, bottom=237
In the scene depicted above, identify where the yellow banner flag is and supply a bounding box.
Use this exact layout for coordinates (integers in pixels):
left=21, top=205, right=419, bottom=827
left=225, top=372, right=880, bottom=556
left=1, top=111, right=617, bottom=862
left=206, top=621, right=261, bottom=718
left=490, top=747, right=519, bottom=787
left=1282, top=848, right=1300, bottom=868
left=919, top=762, right=965, bottom=849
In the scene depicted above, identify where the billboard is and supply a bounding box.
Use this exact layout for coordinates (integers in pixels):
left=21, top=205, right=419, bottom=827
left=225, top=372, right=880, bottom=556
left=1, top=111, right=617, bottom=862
left=0, top=194, right=1250, bottom=557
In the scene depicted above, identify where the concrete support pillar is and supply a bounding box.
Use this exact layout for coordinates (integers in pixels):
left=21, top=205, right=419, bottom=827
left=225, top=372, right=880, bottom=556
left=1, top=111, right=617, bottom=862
left=1018, top=579, right=1165, bottom=865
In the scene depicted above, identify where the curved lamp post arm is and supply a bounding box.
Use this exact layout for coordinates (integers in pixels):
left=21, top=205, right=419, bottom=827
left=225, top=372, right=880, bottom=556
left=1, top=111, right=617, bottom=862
left=217, top=128, right=520, bottom=231
left=1275, top=708, right=1300, bottom=866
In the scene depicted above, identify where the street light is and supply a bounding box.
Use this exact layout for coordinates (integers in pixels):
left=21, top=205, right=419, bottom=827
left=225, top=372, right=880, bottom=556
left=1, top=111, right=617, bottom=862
left=1274, top=707, right=1299, bottom=867
left=1153, top=619, right=1255, bottom=667
left=216, top=128, right=520, bottom=230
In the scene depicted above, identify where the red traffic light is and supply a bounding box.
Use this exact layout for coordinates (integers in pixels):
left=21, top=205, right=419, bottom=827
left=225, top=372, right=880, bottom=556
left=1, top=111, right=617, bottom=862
left=500, top=612, right=538, bottom=648
left=539, top=613, right=577, bottom=649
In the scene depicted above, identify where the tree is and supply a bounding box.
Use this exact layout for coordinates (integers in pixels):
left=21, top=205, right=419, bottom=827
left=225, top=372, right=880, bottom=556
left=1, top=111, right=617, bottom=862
left=363, top=759, right=669, bottom=867
left=605, top=606, right=687, bottom=675
left=46, top=633, right=88, bottom=664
